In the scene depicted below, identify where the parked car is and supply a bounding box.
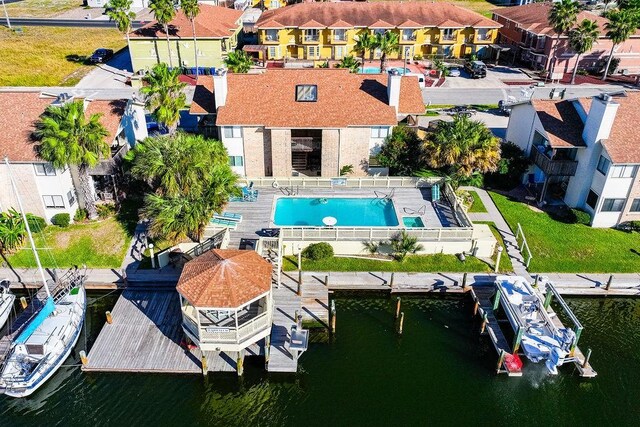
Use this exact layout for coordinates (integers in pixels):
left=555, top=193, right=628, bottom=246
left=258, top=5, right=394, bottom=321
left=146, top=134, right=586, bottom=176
left=464, top=60, right=487, bottom=78
left=448, top=66, right=461, bottom=77
left=89, top=48, right=114, bottom=64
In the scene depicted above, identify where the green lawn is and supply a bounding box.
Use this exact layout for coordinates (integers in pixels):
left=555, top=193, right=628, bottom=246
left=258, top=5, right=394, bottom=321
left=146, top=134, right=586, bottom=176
left=467, top=190, right=488, bottom=213
left=475, top=221, right=513, bottom=273
left=5, top=218, right=130, bottom=268
left=490, top=191, right=640, bottom=273
left=283, top=254, right=493, bottom=273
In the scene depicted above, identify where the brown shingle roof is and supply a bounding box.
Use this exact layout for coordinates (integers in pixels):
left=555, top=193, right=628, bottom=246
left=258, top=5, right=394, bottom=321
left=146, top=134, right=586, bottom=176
left=532, top=99, right=586, bottom=148
left=199, top=69, right=424, bottom=127
left=0, top=94, right=127, bottom=163
left=177, top=249, right=272, bottom=308
left=131, top=5, right=242, bottom=39
left=492, top=3, right=640, bottom=37
left=0, top=93, right=54, bottom=162
left=257, top=2, right=501, bottom=30
left=600, top=93, right=640, bottom=164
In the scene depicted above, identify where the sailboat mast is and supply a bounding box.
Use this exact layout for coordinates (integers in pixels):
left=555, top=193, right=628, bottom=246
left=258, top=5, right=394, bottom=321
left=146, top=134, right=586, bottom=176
left=4, top=158, right=51, bottom=297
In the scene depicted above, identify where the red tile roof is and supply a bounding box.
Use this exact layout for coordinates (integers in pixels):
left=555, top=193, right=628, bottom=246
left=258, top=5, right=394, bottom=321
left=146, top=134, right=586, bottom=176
left=599, top=93, right=640, bottom=164
left=492, top=3, right=640, bottom=37
left=177, top=249, right=272, bottom=308
left=193, top=69, right=424, bottom=127
left=257, top=2, right=501, bottom=30
left=131, top=5, right=242, bottom=39
left=532, top=99, right=586, bottom=148
left=0, top=93, right=127, bottom=163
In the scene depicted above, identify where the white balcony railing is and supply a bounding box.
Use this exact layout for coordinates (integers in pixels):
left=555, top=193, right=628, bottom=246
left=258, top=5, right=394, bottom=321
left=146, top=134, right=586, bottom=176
left=199, top=311, right=272, bottom=343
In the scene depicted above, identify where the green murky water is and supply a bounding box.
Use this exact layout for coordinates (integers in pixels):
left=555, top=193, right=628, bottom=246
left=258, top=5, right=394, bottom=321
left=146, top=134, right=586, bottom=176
left=1, top=293, right=639, bottom=426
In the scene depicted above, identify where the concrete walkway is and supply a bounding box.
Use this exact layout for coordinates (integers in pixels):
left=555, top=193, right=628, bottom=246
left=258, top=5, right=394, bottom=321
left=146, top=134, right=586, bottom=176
left=461, top=186, right=532, bottom=280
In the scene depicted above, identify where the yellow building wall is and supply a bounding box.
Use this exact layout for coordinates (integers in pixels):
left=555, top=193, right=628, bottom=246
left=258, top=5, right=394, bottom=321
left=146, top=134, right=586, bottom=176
left=252, top=0, right=286, bottom=9
left=257, top=26, right=497, bottom=62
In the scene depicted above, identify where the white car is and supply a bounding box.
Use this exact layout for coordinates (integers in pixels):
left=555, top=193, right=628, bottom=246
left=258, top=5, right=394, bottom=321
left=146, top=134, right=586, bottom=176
left=448, top=66, right=461, bottom=77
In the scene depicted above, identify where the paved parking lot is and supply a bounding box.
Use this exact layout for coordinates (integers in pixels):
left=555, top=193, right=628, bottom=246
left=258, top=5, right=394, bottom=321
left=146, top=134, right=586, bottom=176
left=440, top=65, right=533, bottom=88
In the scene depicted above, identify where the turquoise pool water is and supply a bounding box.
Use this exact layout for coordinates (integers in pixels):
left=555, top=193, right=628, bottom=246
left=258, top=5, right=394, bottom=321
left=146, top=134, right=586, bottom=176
left=359, top=67, right=382, bottom=74
left=402, top=216, right=425, bottom=228
left=273, top=197, right=398, bottom=227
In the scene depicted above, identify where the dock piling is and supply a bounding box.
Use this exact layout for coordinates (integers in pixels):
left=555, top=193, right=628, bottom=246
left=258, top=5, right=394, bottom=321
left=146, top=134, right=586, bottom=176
left=496, top=350, right=506, bottom=374
left=582, top=348, right=592, bottom=368
left=480, top=312, right=488, bottom=334
left=297, top=270, right=302, bottom=296
left=20, top=296, right=27, bottom=310
left=605, top=275, right=613, bottom=291
left=462, top=273, right=468, bottom=291
left=512, top=326, right=524, bottom=353
left=398, top=312, right=404, bottom=334
left=201, top=354, right=208, bottom=375
left=105, top=311, right=113, bottom=324
left=389, top=272, right=395, bottom=289
left=395, top=297, right=401, bottom=319
left=325, top=275, right=329, bottom=287
left=330, top=300, right=336, bottom=333
left=264, top=336, right=270, bottom=368
left=494, top=246, right=503, bottom=273
left=79, top=350, right=88, bottom=366
left=237, top=350, right=244, bottom=376
left=473, top=300, right=480, bottom=316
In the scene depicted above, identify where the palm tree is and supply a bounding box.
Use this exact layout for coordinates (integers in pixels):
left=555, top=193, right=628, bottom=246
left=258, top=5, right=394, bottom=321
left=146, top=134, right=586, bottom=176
left=0, top=209, right=26, bottom=254
left=354, top=31, right=375, bottom=70
left=224, top=50, right=253, bottom=73
left=548, top=0, right=579, bottom=76
left=34, top=101, right=109, bottom=220
left=422, top=115, right=501, bottom=178
left=106, top=0, right=135, bottom=45
left=141, top=62, right=186, bottom=134
left=390, top=230, right=424, bottom=262
left=568, top=19, right=600, bottom=84
left=180, top=0, right=200, bottom=77
left=602, top=10, right=636, bottom=80
left=150, top=0, right=177, bottom=68
left=375, top=31, right=399, bottom=72
left=336, top=55, right=360, bottom=73
left=127, top=133, right=238, bottom=242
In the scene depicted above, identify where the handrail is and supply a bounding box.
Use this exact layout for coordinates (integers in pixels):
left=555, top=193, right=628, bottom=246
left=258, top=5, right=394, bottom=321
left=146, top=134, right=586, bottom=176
left=245, top=176, right=442, bottom=189
left=514, top=223, right=533, bottom=267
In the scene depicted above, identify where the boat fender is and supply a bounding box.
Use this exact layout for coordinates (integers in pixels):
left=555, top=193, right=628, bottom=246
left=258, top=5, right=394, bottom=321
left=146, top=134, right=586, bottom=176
left=272, top=181, right=279, bottom=189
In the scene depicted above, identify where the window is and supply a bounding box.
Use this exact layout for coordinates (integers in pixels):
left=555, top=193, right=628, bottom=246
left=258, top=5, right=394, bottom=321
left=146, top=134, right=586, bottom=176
left=270, top=0, right=279, bottom=8
left=67, top=190, right=76, bottom=206
left=586, top=189, right=599, bottom=210
left=402, top=29, right=416, bottom=41
left=43, top=195, right=65, bottom=209
left=223, top=126, right=241, bottom=138
left=304, top=29, right=319, bottom=42
left=371, top=127, right=390, bottom=139
left=402, top=46, right=413, bottom=59
left=442, top=28, right=455, bottom=40
left=229, top=156, right=244, bottom=167
left=295, top=85, right=318, bottom=102
left=306, top=46, right=319, bottom=59
left=265, top=29, right=278, bottom=42
left=373, top=29, right=386, bottom=36
left=611, top=165, right=637, bottom=178
left=221, top=39, right=227, bottom=52
left=334, top=46, right=346, bottom=59
left=631, top=199, right=640, bottom=212
left=601, top=198, right=625, bottom=212
left=333, top=29, right=346, bottom=41
left=476, top=29, right=489, bottom=41
left=34, top=163, right=56, bottom=176
left=268, top=46, right=279, bottom=59
left=596, top=155, right=611, bottom=175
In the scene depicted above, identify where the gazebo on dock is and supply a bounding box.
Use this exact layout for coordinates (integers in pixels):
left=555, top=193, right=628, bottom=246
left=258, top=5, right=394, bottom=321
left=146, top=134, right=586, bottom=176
left=177, top=249, right=273, bottom=352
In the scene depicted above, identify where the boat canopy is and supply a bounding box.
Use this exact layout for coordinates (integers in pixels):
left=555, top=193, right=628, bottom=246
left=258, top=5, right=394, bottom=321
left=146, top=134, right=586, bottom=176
left=14, top=297, right=55, bottom=344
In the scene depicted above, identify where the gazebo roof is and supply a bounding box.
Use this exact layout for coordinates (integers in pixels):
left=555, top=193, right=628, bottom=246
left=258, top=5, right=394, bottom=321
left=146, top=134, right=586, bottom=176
left=177, top=249, right=272, bottom=308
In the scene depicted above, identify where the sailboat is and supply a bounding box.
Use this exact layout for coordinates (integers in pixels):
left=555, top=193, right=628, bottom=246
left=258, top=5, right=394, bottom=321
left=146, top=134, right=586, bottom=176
left=0, top=158, right=86, bottom=398
left=0, top=279, right=16, bottom=330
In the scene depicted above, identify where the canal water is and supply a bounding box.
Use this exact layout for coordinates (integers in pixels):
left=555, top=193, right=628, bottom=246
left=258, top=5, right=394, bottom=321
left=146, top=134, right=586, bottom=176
left=1, top=293, right=639, bottom=426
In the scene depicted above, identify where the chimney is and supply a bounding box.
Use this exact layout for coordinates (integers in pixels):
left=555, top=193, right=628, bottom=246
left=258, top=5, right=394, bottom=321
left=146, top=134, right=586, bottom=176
left=387, top=73, right=402, bottom=114
left=582, top=93, right=619, bottom=145
left=213, top=68, right=228, bottom=109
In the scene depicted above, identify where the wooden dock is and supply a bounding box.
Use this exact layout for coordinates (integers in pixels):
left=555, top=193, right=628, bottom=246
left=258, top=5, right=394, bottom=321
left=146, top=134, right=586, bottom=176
left=469, top=286, right=522, bottom=376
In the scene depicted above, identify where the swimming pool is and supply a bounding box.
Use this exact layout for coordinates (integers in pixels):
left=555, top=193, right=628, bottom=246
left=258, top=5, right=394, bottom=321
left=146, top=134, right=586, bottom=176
left=402, top=216, right=425, bottom=228
left=273, top=197, right=399, bottom=227
left=359, top=67, right=382, bottom=74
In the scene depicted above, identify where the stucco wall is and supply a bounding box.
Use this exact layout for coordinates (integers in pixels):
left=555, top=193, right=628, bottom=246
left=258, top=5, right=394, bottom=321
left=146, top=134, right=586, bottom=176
left=339, top=127, right=370, bottom=176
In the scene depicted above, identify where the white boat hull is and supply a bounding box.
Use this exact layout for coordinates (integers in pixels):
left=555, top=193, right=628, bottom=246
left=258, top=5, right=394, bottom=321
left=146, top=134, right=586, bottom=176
left=0, top=292, right=16, bottom=331
left=1, top=286, right=86, bottom=398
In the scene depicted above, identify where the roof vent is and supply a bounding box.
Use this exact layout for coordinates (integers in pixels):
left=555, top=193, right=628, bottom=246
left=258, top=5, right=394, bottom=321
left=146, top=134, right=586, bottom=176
left=600, top=93, right=612, bottom=103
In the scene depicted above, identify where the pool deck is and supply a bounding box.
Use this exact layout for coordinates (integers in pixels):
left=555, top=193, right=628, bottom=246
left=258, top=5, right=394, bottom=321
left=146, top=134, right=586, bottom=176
left=220, top=187, right=460, bottom=248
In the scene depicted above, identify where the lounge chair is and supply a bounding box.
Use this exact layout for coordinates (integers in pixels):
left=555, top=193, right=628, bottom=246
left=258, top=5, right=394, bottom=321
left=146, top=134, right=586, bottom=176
left=213, top=212, right=243, bottom=222
left=242, top=186, right=258, bottom=202
left=260, top=228, right=280, bottom=237
left=209, top=218, right=238, bottom=230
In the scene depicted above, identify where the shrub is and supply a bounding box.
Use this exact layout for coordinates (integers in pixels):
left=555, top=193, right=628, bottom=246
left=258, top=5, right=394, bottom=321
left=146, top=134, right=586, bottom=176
left=302, top=242, right=334, bottom=261
left=572, top=209, right=591, bottom=226
left=26, top=214, right=46, bottom=232
left=390, top=230, right=424, bottom=261
left=484, top=142, right=530, bottom=190
left=51, top=213, right=70, bottom=228
left=96, top=203, right=117, bottom=219
left=74, top=208, right=88, bottom=222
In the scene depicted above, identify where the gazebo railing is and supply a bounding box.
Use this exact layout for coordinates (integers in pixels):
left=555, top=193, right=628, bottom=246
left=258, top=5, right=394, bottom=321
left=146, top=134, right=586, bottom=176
left=199, top=311, right=271, bottom=343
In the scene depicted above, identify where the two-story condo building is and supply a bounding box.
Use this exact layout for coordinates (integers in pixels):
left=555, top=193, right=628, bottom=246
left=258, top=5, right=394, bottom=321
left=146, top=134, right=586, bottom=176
left=505, top=92, right=640, bottom=228
left=128, top=5, right=243, bottom=73
left=254, top=1, right=501, bottom=63
left=0, top=92, right=147, bottom=222
left=493, top=4, right=640, bottom=76
left=189, top=68, right=424, bottom=177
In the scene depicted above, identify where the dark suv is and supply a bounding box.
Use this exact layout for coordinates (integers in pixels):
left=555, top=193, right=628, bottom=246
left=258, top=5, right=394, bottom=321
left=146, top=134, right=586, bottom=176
left=89, top=48, right=114, bottom=64
left=464, top=60, right=487, bottom=78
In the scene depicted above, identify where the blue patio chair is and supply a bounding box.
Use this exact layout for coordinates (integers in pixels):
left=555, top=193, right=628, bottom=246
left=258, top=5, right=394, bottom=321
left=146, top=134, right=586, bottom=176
left=210, top=67, right=217, bottom=75
left=198, top=67, right=206, bottom=75
left=242, top=186, right=258, bottom=202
